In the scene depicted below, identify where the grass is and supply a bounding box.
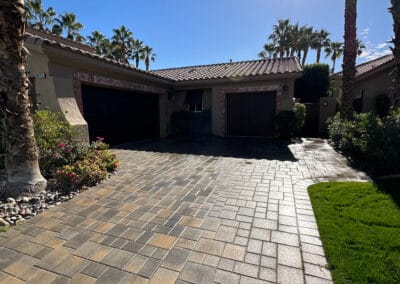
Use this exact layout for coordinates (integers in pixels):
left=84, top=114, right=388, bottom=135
left=308, top=181, right=400, bottom=284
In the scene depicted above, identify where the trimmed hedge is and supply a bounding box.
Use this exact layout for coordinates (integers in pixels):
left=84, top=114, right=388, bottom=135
left=295, top=64, right=330, bottom=103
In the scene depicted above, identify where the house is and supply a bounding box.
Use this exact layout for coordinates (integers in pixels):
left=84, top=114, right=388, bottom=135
left=332, top=54, right=395, bottom=116
left=25, top=27, right=303, bottom=144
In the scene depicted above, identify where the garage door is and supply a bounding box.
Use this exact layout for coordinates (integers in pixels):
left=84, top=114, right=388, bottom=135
left=81, top=85, right=160, bottom=145
left=227, top=91, right=276, bottom=137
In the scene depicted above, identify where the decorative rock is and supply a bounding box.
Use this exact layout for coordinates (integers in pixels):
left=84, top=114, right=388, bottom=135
left=6, top=197, right=16, bottom=204
left=0, top=218, right=10, bottom=227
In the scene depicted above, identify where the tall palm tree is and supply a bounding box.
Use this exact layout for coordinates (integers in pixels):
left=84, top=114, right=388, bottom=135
left=25, top=0, right=55, bottom=31
left=0, top=0, right=46, bottom=197
left=52, top=12, right=83, bottom=41
left=111, top=25, right=133, bottom=63
left=299, top=26, right=314, bottom=66
left=289, top=23, right=300, bottom=57
left=141, top=45, right=156, bottom=71
left=258, top=43, right=277, bottom=59
left=342, top=0, right=358, bottom=119
left=325, top=41, right=344, bottom=73
left=87, top=31, right=110, bottom=55
left=131, top=39, right=144, bottom=68
left=390, top=0, right=400, bottom=108
left=269, top=19, right=291, bottom=58
left=313, top=29, right=331, bottom=63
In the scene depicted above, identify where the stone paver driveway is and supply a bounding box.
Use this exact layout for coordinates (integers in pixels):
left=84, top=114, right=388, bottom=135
left=0, top=138, right=367, bottom=284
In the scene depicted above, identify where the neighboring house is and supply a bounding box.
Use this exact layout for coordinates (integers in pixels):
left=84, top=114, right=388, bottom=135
left=25, top=28, right=302, bottom=144
left=332, top=54, right=395, bottom=115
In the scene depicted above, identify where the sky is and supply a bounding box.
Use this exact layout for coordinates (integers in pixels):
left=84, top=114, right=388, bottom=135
left=41, top=0, right=394, bottom=71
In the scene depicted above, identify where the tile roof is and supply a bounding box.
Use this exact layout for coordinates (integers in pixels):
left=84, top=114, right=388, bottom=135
left=335, top=54, right=394, bottom=78
left=25, top=28, right=171, bottom=82
left=25, top=28, right=302, bottom=83
left=151, top=57, right=302, bottom=82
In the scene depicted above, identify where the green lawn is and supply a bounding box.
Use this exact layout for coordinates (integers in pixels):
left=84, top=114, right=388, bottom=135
left=308, top=181, right=400, bottom=284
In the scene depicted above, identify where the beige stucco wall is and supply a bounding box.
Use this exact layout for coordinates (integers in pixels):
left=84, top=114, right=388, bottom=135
left=332, top=68, right=394, bottom=114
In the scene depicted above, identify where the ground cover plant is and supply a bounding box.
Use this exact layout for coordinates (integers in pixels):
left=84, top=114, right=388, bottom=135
left=308, top=181, right=400, bottom=283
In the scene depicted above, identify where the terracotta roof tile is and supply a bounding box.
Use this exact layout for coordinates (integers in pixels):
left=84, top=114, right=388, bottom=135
left=335, top=54, right=394, bottom=78
left=151, top=57, right=302, bottom=82
left=25, top=28, right=170, bottom=82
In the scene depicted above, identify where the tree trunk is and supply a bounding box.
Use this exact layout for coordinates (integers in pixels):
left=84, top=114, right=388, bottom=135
left=316, top=47, right=322, bottom=63
left=135, top=56, right=139, bottom=68
left=302, top=48, right=309, bottom=66
left=390, top=0, right=400, bottom=109
left=341, top=0, right=357, bottom=119
left=145, top=58, right=150, bottom=71
left=332, top=58, right=337, bottom=73
left=0, top=0, right=47, bottom=198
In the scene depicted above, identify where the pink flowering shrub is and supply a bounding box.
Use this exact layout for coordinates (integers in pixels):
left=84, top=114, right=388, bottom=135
left=34, top=110, right=119, bottom=189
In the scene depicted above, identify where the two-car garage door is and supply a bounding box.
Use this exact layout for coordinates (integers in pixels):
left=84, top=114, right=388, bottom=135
left=81, top=85, right=160, bottom=145
left=227, top=91, right=277, bottom=137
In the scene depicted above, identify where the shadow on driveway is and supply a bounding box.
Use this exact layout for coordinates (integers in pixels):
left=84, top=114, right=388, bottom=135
left=115, top=136, right=298, bottom=161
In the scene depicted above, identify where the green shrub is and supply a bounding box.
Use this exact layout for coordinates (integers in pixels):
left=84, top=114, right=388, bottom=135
left=33, top=110, right=77, bottom=177
left=327, top=110, right=400, bottom=174
left=294, top=64, right=331, bottom=103
left=276, top=111, right=297, bottom=139
left=34, top=110, right=119, bottom=188
left=294, top=103, right=306, bottom=133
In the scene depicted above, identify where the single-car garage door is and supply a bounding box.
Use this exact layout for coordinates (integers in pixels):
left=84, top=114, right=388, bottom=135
left=227, top=91, right=276, bottom=137
left=81, top=85, right=160, bottom=145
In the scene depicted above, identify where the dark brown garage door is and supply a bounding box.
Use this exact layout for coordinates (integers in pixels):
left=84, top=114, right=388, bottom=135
left=81, top=85, right=160, bottom=145
left=227, top=91, right=276, bottom=137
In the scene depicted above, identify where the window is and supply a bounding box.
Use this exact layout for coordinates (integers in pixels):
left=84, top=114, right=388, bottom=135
left=184, top=90, right=203, bottom=112
left=28, top=76, right=39, bottom=111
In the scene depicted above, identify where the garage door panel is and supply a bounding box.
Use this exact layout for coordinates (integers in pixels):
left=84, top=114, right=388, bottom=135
left=227, top=91, right=276, bottom=137
left=81, top=85, right=160, bottom=145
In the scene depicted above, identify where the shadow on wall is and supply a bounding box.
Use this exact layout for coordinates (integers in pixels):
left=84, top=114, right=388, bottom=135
left=115, top=136, right=298, bottom=161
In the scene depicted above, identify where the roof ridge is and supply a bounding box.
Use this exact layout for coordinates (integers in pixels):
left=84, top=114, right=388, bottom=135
left=151, top=57, right=297, bottom=72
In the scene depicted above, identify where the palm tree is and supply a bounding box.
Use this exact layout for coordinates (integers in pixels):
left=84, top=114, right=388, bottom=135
left=111, top=25, right=133, bottom=63
left=0, top=0, right=47, bottom=197
left=390, top=0, right=400, bottom=108
left=131, top=39, right=144, bottom=68
left=313, top=29, right=331, bottom=63
left=289, top=23, right=300, bottom=57
left=299, top=26, right=314, bottom=66
left=325, top=41, right=344, bottom=73
left=52, top=12, right=83, bottom=41
left=87, top=31, right=111, bottom=55
left=269, top=19, right=291, bottom=58
left=258, top=43, right=277, bottom=59
left=25, top=0, right=55, bottom=31
left=342, top=0, right=358, bottom=119
left=141, top=45, right=156, bottom=71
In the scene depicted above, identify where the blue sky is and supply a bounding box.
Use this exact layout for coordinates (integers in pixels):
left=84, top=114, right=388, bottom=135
left=42, top=0, right=394, bottom=70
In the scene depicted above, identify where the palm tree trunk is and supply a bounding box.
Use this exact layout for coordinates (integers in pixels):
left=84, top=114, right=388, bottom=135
left=279, top=46, right=284, bottom=58
left=342, top=0, right=357, bottom=119
left=0, top=0, right=47, bottom=197
left=316, top=47, right=322, bottom=63
left=145, top=58, right=150, bottom=71
left=290, top=48, right=296, bottom=57
left=332, top=58, right=337, bottom=73
left=302, top=48, right=309, bottom=66
left=135, top=57, right=139, bottom=68
left=390, top=0, right=400, bottom=109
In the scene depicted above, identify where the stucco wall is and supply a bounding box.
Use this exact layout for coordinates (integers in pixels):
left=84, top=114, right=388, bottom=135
left=332, top=68, right=394, bottom=114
